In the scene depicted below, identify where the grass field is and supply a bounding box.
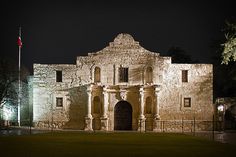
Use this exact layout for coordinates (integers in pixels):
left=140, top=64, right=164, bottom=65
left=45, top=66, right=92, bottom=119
left=0, top=132, right=234, bottom=157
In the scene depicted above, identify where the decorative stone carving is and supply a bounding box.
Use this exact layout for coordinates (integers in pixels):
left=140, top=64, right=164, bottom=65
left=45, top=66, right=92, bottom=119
left=84, top=116, right=93, bottom=131
left=100, top=117, right=109, bottom=131
left=120, top=90, right=127, bottom=100
left=138, top=117, right=146, bottom=132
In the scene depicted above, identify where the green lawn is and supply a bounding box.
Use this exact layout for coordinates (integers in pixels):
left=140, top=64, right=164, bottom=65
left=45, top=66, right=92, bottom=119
left=0, top=132, right=234, bottom=157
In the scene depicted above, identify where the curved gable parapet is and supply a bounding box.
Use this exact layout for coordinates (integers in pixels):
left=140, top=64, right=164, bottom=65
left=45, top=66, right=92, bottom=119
left=113, top=33, right=137, bottom=46
left=87, top=33, right=160, bottom=57
left=76, top=33, right=174, bottom=66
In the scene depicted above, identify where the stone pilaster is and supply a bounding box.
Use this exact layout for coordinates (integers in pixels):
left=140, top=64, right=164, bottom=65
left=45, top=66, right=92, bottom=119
left=138, top=86, right=146, bottom=132
left=84, top=85, right=93, bottom=131
left=153, top=85, right=161, bottom=132
left=100, top=86, right=109, bottom=131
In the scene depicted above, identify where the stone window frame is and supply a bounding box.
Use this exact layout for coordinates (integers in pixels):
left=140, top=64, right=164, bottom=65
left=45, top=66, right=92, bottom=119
left=56, top=70, right=62, bottom=82
left=53, top=93, right=67, bottom=110
left=56, top=97, right=63, bottom=107
left=183, top=97, right=191, bottom=107
left=119, top=66, right=129, bottom=83
left=182, top=70, right=188, bottom=83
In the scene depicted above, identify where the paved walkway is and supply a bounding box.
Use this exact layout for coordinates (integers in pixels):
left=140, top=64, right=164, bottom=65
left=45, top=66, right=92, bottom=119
left=1, top=127, right=236, bottom=144
left=214, top=132, right=236, bottom=144
left=185, top=130, right=236, bottom=144
left=0, top=127, right=49, bottom=136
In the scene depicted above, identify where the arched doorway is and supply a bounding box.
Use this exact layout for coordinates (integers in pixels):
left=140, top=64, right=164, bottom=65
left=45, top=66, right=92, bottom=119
left=114, top=101, right=132, bottom=130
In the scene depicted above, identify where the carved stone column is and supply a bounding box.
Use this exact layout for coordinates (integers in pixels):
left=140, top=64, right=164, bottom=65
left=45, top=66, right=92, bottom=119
left=138, top=86, right=146, bottom=132
left=84, top=85, right=93, bottom=131
left=100, top=86, right=109, bottom=131
left=153, top=85, right=161, bottom=132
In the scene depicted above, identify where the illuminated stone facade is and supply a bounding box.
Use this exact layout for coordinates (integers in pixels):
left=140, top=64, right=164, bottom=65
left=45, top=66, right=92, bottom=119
left=33, top=33, right=213, bottom=131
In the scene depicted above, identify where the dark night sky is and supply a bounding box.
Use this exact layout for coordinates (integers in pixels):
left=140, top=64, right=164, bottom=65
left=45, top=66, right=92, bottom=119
left=1, top=0, right=235, bottom=73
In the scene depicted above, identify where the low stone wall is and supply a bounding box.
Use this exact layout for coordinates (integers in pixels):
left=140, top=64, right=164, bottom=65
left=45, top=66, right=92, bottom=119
left=33, top=119, right=214, bottom=132
left=33, top=121, right=67, bottom=129
left=160, top=120, right=213, bottom=132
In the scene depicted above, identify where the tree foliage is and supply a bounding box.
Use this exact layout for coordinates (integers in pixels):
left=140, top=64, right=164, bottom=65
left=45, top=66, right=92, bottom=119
left=211, top=35, right=236, bottom=98
left=221, top=20, right=236, bottom=64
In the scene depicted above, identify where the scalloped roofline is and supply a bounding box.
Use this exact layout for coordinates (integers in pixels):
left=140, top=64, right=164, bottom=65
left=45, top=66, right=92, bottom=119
left=85, top=33, right=160, bottom=56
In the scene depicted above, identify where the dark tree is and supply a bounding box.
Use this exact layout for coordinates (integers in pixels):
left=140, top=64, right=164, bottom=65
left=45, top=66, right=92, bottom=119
left=211, top=37, right=236, bottom=98
left=0, top=57, right=29, bottom=108
left=167, top=46, right=198, bottom=63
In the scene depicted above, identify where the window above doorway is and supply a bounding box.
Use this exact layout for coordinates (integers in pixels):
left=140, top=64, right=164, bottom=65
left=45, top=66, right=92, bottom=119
left=119, top=67, right=128, bottom=83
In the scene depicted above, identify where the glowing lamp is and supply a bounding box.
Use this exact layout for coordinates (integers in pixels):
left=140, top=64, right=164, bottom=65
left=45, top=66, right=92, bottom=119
left=217, top=104, right=224, bottom=112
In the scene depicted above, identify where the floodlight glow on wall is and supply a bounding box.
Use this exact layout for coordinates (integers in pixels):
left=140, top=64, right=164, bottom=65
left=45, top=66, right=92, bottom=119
left=3, top=105, right=13, bottom=121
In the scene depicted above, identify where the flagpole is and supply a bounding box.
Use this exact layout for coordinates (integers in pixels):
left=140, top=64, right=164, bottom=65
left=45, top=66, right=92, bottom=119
left=18, top=27, right=21, bottom=127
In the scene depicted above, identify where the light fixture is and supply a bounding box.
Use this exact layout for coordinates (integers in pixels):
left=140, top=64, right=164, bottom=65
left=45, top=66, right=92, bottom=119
left=217, top=104, right=224, bottom=112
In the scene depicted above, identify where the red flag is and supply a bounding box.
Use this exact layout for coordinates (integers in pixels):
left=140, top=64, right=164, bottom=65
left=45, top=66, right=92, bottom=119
left=17, top=36, right=22, bottom=48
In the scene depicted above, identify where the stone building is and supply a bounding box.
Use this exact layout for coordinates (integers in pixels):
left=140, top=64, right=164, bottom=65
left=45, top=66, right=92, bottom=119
left=33, top=33, right=213, bottom=131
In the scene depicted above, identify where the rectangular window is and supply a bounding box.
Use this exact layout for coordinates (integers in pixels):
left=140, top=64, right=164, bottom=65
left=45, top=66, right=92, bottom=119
left=56, top=71, right=62, bottom=82
left=56, top=97, right=63, bottom=107
left=119, top=67, right=128, bottom=82
left=184, top=98, right=191, bottom=107
left=182, top=70, right=188, bottom=82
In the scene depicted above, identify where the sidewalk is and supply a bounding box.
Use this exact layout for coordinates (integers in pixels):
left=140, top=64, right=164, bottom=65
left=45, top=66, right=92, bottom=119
left=0, top=126, right=49, bottom=136
left=186, top=130, right=236, bottom=144
left=213, top=131, right=236, bottom=144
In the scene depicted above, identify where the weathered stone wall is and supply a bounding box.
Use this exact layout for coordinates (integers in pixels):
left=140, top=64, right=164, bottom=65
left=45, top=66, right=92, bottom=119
left=159, top=64, right=213, bottom=121
left=33, top=33, right=213, bottom=131
left=33, top=64, right=78, bottom=128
